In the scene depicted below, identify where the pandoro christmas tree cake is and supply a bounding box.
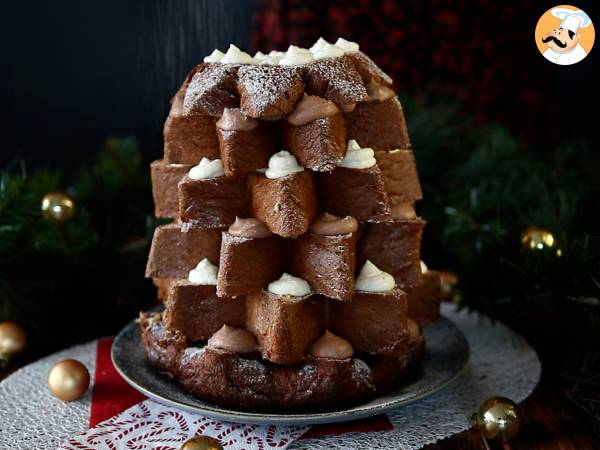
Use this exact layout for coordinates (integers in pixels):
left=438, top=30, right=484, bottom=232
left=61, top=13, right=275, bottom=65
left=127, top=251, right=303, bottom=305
left=140, top=37, right=443, bottom=411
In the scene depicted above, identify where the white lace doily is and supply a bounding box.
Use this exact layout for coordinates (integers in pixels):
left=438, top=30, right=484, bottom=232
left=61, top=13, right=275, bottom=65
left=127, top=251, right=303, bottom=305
left=0, top=341, right=97, bottom=449
left=0, top=304, right=541, bottom=450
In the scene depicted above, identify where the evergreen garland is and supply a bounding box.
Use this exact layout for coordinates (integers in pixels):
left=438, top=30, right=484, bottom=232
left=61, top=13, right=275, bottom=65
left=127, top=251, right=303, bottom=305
left=402, top=93, right=599, bottom=431
left=0, top=137, right=157, bottom=356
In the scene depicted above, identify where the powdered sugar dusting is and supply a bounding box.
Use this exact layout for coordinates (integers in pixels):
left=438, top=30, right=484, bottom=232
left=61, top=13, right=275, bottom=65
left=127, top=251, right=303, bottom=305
left=180, top=346, right=206, bottom=364
left=352, top=358, right=375, bottom=389
left=305, top=57, right=369, bottom=105
left=349, top=52, right=394, bottom=85
left=237, top=65, right=304, bottom=119
left=183, top=64, right=239, bottom=116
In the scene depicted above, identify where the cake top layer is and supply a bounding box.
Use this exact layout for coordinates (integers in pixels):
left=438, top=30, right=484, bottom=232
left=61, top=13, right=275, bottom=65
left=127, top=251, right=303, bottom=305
left=182, top=37, right=394, bottom=120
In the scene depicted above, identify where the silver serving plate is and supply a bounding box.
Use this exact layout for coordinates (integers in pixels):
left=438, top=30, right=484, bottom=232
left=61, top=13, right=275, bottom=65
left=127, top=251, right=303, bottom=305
left=112, top=311, right=469, bottom=425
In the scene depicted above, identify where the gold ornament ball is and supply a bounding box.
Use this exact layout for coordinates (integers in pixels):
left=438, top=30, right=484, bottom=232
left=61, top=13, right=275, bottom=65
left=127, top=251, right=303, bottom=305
left=180, top=436, right=223, bottom=450
left=48, top=359, right=90, bottom=401
left=438, top=270, right=459, bottom=300
left=521, top=226, right=555, bottom=252
left=0, top=321, right=27, bottom=357
left=41, top=192, right=75, bottom=224
left=475, top=396, right=522, bottom=441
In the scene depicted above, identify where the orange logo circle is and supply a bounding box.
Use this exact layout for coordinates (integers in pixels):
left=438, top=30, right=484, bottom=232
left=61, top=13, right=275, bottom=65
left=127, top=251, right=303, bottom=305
left=535, top=5, right=594, bottom=65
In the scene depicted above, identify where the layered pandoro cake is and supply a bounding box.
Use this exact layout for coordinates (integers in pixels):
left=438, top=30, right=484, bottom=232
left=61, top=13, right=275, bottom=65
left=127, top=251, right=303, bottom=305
left=140, top=37, right=443, bottom=412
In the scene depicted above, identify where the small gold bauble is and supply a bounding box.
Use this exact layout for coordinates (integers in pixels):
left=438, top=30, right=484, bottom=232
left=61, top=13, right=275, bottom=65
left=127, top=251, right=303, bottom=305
left=438, top=270, right=459, bottom=300
left=521, top=226, right=555, bottom=252
left=0, top=321, right=27, bottom=356
left=475, top=396, right=522, bottom=441
left=180, top=435, right=223, bottom=450
left=48, top=359, right=90, bottom=401
left=41, top=192, right=75, bottom=224
left=0, top=322, right=27, bottom=366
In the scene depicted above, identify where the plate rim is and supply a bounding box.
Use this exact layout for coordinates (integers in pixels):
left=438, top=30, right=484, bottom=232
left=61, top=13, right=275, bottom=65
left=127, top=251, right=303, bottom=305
left=111, top=313, right=470, bottom=426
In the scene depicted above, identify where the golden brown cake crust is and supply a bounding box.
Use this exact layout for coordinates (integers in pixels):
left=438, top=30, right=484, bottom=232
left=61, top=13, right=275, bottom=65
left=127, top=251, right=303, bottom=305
left=318, top=166, right=391, bottom=223
left=248, top=171, right=317, bottom=238
left=139, top=314, right=424, bottom=412
left=290, top=231, right=356, bottom=301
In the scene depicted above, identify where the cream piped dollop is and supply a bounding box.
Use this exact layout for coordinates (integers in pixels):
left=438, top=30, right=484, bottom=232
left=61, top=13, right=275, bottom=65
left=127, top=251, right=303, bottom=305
left=312, top=43, right=345, bottom=60
left=228, top=217, right=272, bottom=239
left=309, top=37, right=330, bottom=53
left=310, top=213, right=358, bottom=235
left=309, top=331, right=354, bottom=360
left=267, top=273, right=311, bottom=297
left=366, top=79, right=395, bottom=102
left=204, top=49, right=224, bottom=63
left=188, top=258, right=219, bottom=285
left=207, top=325, right=258, bottom=354
left=420, top=260, right=428, bottom=274
left=265, top=151, right=304, bottom=179
left=217, top=108, right=259, bottom=131
left=253, top=51, right=266, bottom=61
left=391, top=203, right=417, bottom=220
left=407, top=319, right=420, bottom=341
left=286, top=94, right=339, bottom=126
left=220, top=44, right=256, bottom=64
left=335, top=37, right=360, bottom=52
left=188, top=157, right=225, bottom=180
left=338, top=140, right=376, bottom=169
left=279, top=45, right=313, bottom=65
left=355, top=260, right=395, bottom=292
left=254, top=51, right=281, bottom=65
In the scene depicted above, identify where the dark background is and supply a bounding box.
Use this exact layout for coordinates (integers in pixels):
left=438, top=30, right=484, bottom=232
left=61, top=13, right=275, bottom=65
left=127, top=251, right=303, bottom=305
left=0, top=0, right=598, bottom=168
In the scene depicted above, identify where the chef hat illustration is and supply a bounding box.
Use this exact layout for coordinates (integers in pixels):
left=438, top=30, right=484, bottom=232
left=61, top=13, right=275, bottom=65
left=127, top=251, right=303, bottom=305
left=551, top=8, right=592, bottom=33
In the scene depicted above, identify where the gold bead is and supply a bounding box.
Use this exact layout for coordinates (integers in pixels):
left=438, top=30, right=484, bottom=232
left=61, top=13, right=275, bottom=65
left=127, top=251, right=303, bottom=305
left=0, top=322, right=27, bottom=362
left=41, top=192, right=75, bottom=224
left=180, top=436, right=223, bottom=450
left=475, top=396, right=522, bottom=441
left=48, top=359, right=90, bottom=401
left=438, top=270, right=459, bottom=300
left=521, top=226, right=555, bottom=251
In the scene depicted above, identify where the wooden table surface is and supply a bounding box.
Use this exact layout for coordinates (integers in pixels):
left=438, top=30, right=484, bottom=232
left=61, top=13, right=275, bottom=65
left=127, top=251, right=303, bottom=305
left=2, top=359, right=599, bottom=449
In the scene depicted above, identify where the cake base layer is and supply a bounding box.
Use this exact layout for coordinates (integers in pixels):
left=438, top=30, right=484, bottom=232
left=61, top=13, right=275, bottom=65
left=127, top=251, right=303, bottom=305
left=139, top=313, right=424, bottom=412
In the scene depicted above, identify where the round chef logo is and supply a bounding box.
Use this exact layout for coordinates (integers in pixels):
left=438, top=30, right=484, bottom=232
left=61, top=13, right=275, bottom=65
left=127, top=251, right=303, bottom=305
left=535, top=5, right=594, bottom=65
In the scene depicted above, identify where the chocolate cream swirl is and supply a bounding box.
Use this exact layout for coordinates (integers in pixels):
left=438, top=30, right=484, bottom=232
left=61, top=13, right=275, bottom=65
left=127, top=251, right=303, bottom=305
left=309, top=213, right=358, bottom=235
left=207, top=325, right=258, bottom=354
left=228, top=217, right=273, bottom=239
left=217, top=108, right=260, bottom=131
left=309, top=330, right=354, bottom=360
left=390, top=203, right=417, bottom=220
left=366, top=79, right=395, bottom=102
left=286, top=94, right=340, bottom=126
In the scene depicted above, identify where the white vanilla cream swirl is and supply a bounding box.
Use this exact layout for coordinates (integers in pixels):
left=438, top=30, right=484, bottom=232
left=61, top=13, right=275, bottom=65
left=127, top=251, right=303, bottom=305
left=268, top=273, right=311, bottom=297
left=338, top=140, right=377, bottom=169
left=188, top=258, right=219, bottom=285
left=204, top=49, right=225, bottom=63
left=279, top=45, right=314, bottom=65
left=220, top=44, right=256, bottom=64
left=203, top=37, right=360, bottom=66
left=312, top=43, right=345, bottom=60
left=335, top=37, right=360, bottom=52
left=355, top=260, right=395, bottom=292
left=310, top=37, right=330, bottom=53
left=265, top=150, right=304, bottom=179
left=188, top=158, right=225, bottom=180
